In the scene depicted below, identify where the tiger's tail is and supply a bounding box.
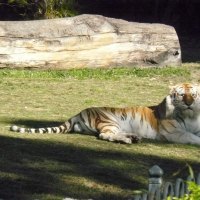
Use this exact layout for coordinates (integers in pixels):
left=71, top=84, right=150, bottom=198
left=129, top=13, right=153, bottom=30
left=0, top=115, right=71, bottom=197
left=10, top=121, right=72, bottom=134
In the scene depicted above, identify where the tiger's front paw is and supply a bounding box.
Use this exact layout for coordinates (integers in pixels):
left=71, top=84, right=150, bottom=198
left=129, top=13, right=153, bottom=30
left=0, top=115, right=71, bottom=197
left=129, top=135, right=141, bottom=143
left=123, top=138, right=132, bottom=144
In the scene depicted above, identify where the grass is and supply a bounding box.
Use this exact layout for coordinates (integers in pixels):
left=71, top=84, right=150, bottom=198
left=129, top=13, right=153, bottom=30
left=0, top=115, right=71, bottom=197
left=0, top=66, right=190, bottom=80
left=0, top=65, right=200, bottom=200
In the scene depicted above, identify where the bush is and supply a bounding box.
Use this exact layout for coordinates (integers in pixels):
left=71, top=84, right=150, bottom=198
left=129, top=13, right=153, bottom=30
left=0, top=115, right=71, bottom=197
left=0, top=0, right=78, bottom=20
left=168, top=182, right=200, bottom=200
left=45, top=0, right=78, bottom=18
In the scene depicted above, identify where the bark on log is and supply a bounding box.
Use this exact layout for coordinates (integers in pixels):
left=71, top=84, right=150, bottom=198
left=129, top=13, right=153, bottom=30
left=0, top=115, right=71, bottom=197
left=0, top=14, right=181, bottom=69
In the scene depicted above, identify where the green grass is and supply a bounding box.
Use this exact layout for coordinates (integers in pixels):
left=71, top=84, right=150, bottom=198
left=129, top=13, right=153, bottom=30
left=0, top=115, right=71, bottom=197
left=0, top=65, right=200, bottom=200
left=0, top=66, right=190, bottom=80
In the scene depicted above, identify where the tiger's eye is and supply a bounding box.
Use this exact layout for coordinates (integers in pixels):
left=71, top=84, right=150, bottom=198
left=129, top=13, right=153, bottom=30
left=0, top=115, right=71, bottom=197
left=191, top=93, right=197, bottom=97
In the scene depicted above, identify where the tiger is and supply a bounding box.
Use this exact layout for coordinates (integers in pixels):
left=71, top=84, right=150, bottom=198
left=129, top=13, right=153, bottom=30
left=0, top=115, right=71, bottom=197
left=10, top=83, right=200, bottom=145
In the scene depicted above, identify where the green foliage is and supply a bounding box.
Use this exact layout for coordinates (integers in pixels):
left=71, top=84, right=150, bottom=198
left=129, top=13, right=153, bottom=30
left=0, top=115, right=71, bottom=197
left=1, top=0, right=77, bottom=20
left=2, top=0, right=47, bottom=19
left=168, top=165, right=200, bottom=200
left=186, top=182, right=200, bottom=200
left=45, top=0, right=78, bottom=18
left=0, top=67, right=190, bottom=80
left=167, top=182, right=200, bottom=200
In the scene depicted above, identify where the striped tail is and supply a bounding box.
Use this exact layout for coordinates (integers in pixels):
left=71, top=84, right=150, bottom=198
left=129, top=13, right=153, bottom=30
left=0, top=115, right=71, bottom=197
left=10, top=121, right=71, bottom=134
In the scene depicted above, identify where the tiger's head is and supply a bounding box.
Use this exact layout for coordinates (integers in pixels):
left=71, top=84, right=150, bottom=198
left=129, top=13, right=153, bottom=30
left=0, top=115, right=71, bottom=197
left=169, top=83, right=200, bottom=117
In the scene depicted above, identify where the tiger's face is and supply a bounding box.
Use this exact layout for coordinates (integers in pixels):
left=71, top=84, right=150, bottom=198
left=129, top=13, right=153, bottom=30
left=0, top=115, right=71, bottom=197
left=170, top=83, right=200, bottom=115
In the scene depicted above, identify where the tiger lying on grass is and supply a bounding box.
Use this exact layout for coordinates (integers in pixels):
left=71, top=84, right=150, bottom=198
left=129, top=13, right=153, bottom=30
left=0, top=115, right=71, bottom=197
left=10, top=83, right=200, bottom=145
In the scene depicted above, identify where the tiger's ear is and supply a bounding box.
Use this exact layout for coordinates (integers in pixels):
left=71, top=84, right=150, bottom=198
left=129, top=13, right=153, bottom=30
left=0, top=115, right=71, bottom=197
left=168, top=85, right=176, bottom=94
left=191, top=83, right=200, bottom=94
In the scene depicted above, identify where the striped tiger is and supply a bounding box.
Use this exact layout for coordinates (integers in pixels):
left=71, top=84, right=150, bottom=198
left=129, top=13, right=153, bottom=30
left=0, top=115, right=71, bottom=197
left=10, top=83, right=200, bottom=145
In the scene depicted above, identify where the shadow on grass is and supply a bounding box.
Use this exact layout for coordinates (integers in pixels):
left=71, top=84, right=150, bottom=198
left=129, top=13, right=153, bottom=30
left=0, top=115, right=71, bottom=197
left=1, top=120, right=200, bottom=199
left=9, top=118, right=63, bottom=128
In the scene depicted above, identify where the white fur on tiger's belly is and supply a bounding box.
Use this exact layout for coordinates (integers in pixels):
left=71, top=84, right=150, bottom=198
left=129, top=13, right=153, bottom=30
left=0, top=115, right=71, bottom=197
left=120, top=115, right=158, bottom=139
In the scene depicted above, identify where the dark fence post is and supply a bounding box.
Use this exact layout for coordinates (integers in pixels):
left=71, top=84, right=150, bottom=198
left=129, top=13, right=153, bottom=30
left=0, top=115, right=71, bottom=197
left=197, top=173, right=200, bottom=185
left=148, top=165, right=163, bottom=200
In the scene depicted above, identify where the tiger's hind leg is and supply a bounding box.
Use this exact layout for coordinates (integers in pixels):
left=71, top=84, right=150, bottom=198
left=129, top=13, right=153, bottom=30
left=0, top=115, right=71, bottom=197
left=99, top=131, right=141, bottom=144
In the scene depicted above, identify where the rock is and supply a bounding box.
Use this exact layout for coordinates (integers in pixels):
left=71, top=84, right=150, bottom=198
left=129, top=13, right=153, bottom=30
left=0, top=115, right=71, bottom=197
left=0, top=14, right=181, bottom=69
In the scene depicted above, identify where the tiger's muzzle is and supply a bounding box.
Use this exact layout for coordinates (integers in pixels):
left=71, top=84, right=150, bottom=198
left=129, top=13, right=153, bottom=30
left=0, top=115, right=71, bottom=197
left=183, top=94, right=194, bottom=107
